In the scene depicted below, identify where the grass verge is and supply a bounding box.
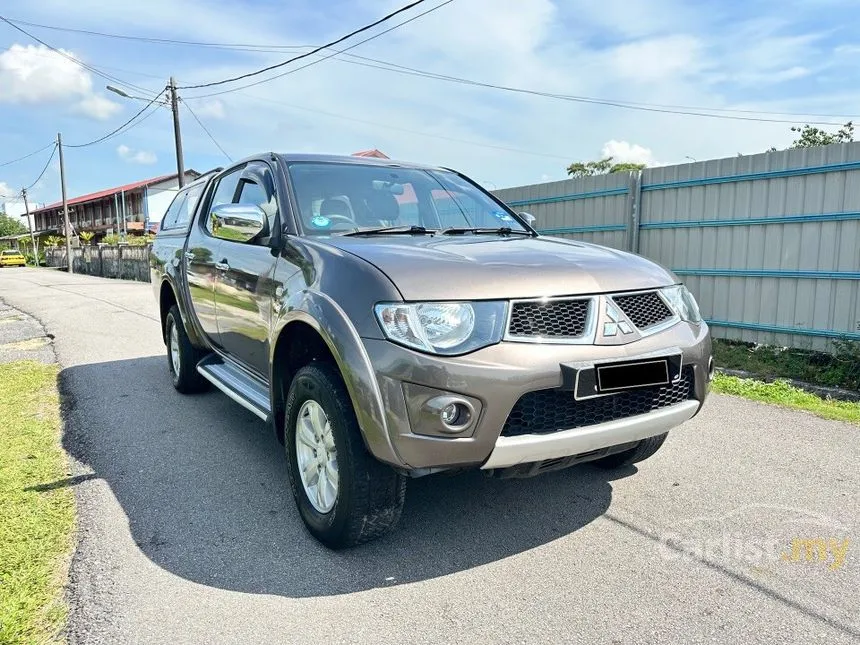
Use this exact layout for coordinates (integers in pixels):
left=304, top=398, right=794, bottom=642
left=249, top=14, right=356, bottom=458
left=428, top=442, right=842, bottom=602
left=712, top=372, right=860, bottom=425
left=713, top=338, right=860, bottom=391
left=0, top=361, right=74, bottom=644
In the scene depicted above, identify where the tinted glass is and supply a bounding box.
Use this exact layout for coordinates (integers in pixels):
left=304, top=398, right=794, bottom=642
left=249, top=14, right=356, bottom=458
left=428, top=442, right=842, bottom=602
left=160, top=191, right=188, bottom=230
left=287, top=163, right=523, bottom=235
left=206, top=167, right=243, bottom=233
left=160, top=182, right=205, bottom=231
left=238, top=179, right=278, bottom=230
left=210, top=168, right=242, bottom=208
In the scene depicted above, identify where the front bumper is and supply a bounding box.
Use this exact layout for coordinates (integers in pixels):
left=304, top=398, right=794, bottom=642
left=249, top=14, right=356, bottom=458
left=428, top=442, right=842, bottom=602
left=362, top=321, right=711, bottom=470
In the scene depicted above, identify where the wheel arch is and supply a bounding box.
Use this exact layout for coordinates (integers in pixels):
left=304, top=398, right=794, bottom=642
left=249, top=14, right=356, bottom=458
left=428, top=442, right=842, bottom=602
left=270, top=294, right=403, bottom=467
left=158, top=279, right=178, bottom=343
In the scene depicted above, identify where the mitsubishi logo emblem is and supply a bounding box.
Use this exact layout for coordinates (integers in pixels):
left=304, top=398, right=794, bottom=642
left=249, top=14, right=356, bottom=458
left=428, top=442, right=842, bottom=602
left=603, top=301, right=634, bottom=337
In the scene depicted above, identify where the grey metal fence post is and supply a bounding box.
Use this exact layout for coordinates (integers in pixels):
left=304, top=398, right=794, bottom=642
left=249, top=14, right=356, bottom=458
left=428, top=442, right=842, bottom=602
left=629, top=171, right=643, bottom=254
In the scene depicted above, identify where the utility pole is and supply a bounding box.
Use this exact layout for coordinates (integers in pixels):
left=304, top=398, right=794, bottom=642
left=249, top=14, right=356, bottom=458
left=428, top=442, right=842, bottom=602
left=169, top=77, right=185, bottom=187
left=57, top=132, right=73, bottom=274
left=21, top=188, right=37, bottom=266
left=107, top=80, right=185, bottom=188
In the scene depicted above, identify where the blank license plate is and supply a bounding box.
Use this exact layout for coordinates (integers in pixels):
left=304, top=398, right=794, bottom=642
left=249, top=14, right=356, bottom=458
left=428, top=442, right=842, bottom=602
left=596, top=359, right=670, bottom=392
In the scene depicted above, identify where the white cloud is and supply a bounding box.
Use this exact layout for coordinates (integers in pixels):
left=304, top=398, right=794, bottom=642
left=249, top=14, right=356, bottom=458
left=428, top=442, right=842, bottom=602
left=73, top=94, right=123, bottom=120
left=0, top=181, right=15, bottom=198
left=602, top=140, right=660, bottom=166
left=607, top=35, right=707, bottom=82
left=192, top=99, right=226, bottom=120
left=116, top=144, right=157, bottom=165
left=14, top=0, right=860, bottom=193
left=0, top=43, right=121, bottom=120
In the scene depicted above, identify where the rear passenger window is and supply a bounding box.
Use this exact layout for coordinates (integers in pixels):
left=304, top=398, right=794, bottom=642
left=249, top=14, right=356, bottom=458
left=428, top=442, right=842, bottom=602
left=160, top=191, right=189, bottom=230
left=160, top=183, right=205, bottom=231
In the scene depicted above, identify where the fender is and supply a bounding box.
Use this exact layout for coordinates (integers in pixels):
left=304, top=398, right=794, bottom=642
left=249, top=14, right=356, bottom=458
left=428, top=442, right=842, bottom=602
left=159, top=273, right=210, bottom=350
left=270, top=289, right=404, bottom=467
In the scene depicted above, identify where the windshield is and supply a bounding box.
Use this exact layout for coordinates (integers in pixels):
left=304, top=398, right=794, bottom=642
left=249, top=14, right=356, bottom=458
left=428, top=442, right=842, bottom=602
left=287, top=162, right=526, bottom=235
left=2, top=250, right=22, bottom=256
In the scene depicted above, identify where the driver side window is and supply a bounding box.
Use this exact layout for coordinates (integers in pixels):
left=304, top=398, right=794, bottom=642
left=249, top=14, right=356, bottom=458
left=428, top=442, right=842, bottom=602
left=238, top=179, right=278, bottom=233
left=205, top=167, right=242, bottom=235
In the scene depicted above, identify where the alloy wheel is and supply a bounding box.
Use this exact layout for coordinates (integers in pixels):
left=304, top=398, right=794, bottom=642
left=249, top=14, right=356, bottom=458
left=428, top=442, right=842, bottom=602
left=295, top=399, right=339, bottom=513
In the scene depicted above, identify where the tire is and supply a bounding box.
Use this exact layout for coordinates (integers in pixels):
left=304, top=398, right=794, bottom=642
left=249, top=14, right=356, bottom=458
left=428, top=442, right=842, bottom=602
left=165, top=305, right=207, bottom=394
left=593, top=432, right=669, bottom=469
left=284, top=362, right=406, bottom=548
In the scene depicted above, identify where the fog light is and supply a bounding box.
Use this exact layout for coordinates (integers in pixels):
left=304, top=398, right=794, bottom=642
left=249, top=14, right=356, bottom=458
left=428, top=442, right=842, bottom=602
left=440, top=403, right=459, bottom=425
left=437, top=401, right=471, bottom=430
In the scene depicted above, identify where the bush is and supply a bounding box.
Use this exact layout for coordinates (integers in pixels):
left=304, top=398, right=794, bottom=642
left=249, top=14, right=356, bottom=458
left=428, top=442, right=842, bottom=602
left=713, top=338, right=860, bottom=390
left=124, top=234, right=154, bottom=246
left=23, top=251, right=45, bottom=266
left=102, top=234, right=120, bottom=245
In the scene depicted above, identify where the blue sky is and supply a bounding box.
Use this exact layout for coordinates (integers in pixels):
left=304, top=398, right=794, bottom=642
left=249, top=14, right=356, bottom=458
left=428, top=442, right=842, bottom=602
left=3, top=0, right=860, bottom=207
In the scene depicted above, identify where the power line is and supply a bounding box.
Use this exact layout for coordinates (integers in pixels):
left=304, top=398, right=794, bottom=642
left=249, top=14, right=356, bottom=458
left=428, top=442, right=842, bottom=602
left=2, top=17, right=312, bottom=53
left=67, top=90, right=166, bottom=148
left=336, top=52, right=857, bottom=120
left=236, top=93, right=573, bottom=160
left=179, top=0, right=441, bottom=90
left=9, top=14, right=855, bottom=122
left=0, top=142, right=56, bottom=168
left=316, top=56, right=847, bottom=126
left=0, top=14, right=157, bottom=97
left=24, top=144, right=58, bottom=191
left=181, top=99, right=233, bottom=161
left=185, top=1, right=454, bottom=99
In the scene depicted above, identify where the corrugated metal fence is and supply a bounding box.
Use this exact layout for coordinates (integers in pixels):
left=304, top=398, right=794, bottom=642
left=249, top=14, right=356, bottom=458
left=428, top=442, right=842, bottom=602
left=494, top=142, right=860, bottom=349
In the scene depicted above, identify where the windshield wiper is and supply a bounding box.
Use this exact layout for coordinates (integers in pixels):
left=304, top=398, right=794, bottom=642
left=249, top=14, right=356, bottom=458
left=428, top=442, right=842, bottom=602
left=341, top=225, right=433, bottom=237
left=439, top=227, right=533, bottom=236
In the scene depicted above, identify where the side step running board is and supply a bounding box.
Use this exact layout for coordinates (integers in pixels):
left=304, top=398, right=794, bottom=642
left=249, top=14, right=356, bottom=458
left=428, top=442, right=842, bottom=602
left=197, top=354, right=271, bottom=422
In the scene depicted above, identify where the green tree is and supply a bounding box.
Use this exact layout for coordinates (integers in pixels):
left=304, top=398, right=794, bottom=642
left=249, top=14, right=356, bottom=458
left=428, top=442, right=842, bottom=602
left=566, top=156, right=646, bottom=178
left=0, top=213, right=27, bottom=237
left=788, top=121, right=854, bottom=149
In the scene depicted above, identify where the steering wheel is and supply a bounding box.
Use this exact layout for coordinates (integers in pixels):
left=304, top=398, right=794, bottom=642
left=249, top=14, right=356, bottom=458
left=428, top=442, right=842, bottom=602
left=321, top=214, right=359, bottom=227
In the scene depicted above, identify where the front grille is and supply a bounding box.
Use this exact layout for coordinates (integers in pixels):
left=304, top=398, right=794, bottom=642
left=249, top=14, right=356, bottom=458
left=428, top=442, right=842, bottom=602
left=508, top=298, right=591, bottom=338
left=612, top=291, right=674, bottom=329
left=502, top=366, right=695, bottom=437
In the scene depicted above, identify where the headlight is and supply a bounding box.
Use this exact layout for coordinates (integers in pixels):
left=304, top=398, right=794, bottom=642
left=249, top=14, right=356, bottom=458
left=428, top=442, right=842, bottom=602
left=374, top=301, right=507, bottom=355
left=661, top=285, right=702, bottom=323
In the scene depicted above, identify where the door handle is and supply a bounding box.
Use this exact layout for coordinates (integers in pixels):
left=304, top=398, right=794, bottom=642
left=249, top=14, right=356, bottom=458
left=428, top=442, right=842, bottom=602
left=214, top=261, right=229, bottom=271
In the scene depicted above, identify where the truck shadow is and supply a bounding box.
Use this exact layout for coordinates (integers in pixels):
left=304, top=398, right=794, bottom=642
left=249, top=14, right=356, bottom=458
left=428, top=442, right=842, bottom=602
left=56, top=356, right=619, bottom=598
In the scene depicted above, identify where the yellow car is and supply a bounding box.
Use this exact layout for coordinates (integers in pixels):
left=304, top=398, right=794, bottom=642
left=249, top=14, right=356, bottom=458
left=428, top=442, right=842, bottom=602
left=0, top=249, right=27, bottom=267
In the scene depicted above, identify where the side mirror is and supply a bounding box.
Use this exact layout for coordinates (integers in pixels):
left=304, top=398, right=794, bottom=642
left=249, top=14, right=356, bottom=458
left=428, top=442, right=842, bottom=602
left=519, top=211, right=536, bottom=226
left=210, top=203, right=268, bottom=243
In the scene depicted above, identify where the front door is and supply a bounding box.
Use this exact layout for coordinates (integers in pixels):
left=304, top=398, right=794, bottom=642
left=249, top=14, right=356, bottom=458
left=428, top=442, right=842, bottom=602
left=213, top=162, right=281, bottom=377
left=182, top=179, right=224, bottom=340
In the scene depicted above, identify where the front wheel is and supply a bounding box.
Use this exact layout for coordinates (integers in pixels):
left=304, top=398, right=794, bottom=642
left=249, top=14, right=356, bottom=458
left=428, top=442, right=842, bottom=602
left=593, top=432, right=669, bottom=469
left=284, top=363, right=406, bottom=548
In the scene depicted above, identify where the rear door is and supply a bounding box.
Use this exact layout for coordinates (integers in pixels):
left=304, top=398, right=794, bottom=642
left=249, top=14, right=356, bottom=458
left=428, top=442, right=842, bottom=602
left=185, top=168, right=243, bottom=340
left=213, top=161, right=282, bottom=376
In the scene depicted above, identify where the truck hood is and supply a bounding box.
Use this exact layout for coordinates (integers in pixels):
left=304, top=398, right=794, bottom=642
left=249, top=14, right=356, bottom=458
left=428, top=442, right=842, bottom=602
left=322, top=234, right=677, bottom=300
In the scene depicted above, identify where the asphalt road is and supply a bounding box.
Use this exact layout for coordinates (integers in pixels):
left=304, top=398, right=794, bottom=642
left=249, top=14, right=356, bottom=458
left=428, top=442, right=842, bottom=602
left=0, top=267, right=857, bottom=645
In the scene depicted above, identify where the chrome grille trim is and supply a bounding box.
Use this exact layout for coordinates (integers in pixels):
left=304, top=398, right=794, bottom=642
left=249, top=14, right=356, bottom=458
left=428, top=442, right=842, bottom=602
left=504, top=296, right=599, bottom=344
left=611, top=290, right=675, bottom=330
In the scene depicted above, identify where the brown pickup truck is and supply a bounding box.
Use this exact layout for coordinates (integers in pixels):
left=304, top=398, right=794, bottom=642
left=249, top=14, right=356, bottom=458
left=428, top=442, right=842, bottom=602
left=151, top=153, right=712, bottom=548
